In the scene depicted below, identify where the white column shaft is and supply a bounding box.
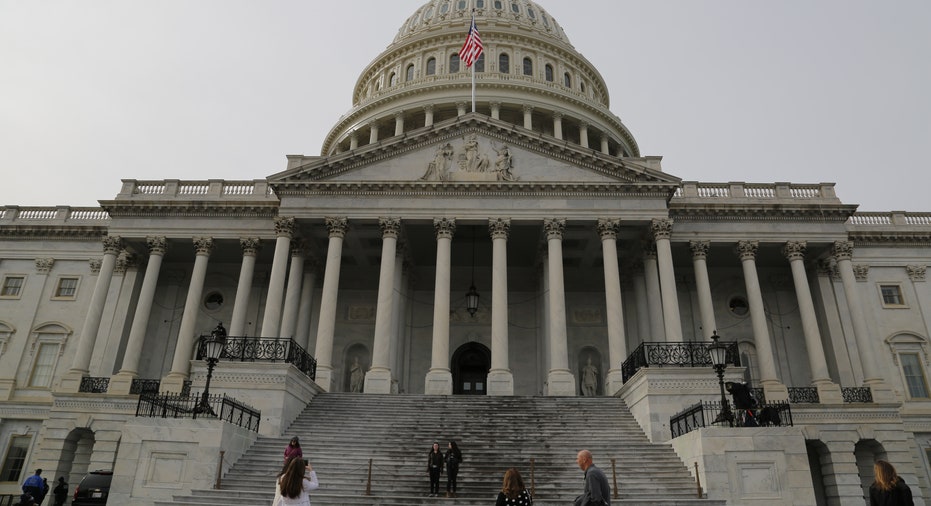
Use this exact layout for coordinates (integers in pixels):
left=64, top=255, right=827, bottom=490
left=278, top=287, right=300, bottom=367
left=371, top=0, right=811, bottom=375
left=789, top=257, right=831, bottom=382
left=261, top=235, right=291, bottom=337
left=372, top=236, right=398, bottom=369
left=71, top=252, right=118, bottom=373
left=229, top=253, right=257, bottom=336
left=280, top=252, right=305, bottom=338
left=491, top=236, right=509, bottom=371
left=741, top=257, right=780, bottom=382
left=837, top=258, right=882, bottom=380
left=655, top=238, right=683, bottom=342
left=169, top=252, right=210, bottom=376
left=547, top=237, right=569, bottom=371
left=118, top=251, right=164, bottom=375
left=643, top=257, right=665, bottom=341
left=315, top=235, right=344, bottom=370
left=601, top=237, right=626, bottom=368
left=430, top=236, right=452, bottom=371
left=296, top=270, right=317, bottom=352
left=692, top=256, right=717, bottom=336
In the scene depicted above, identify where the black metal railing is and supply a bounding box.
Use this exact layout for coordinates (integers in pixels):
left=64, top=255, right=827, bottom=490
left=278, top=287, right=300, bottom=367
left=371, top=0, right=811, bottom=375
left=130, top=378, right=161, bottom=395
left=622, top=341, right=741, bottom=382
left=78, top=376, right=110, bottom=393
left=842, top=387, right=873, bottom=403
left=136, top=392, right=260, bottom=432
left=788, top=387, right=819, bottom=403
left=0, top=494, right=19, bottom=506
left=196, top=335, right=317, bottom=380
left=670, top=400, right=793, bottom=438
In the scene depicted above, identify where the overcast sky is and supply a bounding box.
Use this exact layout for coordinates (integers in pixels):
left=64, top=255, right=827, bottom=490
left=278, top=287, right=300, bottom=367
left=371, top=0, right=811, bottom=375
left=1, top=0, right=929, bottom=211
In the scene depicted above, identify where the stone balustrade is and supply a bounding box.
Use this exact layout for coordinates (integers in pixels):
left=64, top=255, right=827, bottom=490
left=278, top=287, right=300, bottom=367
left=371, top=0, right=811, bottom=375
left=0, top=205, right=110, bottom=223
left=114, top=179, right=275, bottom=201
left=673, top=181, right=839, bottom=203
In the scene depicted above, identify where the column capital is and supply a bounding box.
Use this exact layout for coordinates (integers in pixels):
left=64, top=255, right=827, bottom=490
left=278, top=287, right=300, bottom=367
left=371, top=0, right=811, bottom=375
left=114, top=253, right=138, bottom=274
left=579, top=120, right=589, bottom=129
left=488, top=217, right=511, bottom=240
left=146, top=236, right=168, bottom=255
left=35, top=258, right=54, bottom=274
left=689, top=240, right=710, bottom=259
left=89, top=259, right=102, bottom=274
left=489, top=101, right=500, bottom=110
left=433, top=217, right=456, bottom=239
left=907, top=265, right=927, bottom=282
left=552, top=110, right=564, bottom=120
left=853, top=264, right=870, bottom=281
left=543, top=218, right=566, bottom=240
left=325, top=216, right=349, bottom=238
left=597, top=218, right=619, bottom=240
left=522, top=104, right=534, bottom=113
left=423, top=104, right=434, bottom=113
left=240, top=237, right=262, bottom=256
left=193, top=237, right=214, bottom=256
left=290, top=239, right=307, bottom=258
left=642, top=240, right=657, bottom=260
left=832, top=240, right=854, bottom=261
left=736, top=240, right=759, bottom=261
left=379, top=217, right=402, bottom=239
left=650, top=218, right=673, bottom=240
left=274, top=216, right=296, bottom=238
left=394, top=111, right=404, bottom=120
left=102, top=235, right=124, bottom=255
left=782, top=240, right=807, bottom=261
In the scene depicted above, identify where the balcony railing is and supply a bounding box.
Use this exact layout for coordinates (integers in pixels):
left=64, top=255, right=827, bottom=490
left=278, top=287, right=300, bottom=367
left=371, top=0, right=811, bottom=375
left=787, top=387, right=819, bottom=403
left=136, top=392, right=260, bottom=432
left=670, top=400, right=793, bottom=438
left=842, top=387, right=873, bottom=403
left=79, top=376, right=110, bottom=393
left=196, top=336, right=317, bottom=380
left=130, top=378, right=162, bottom=395
left=621, top=341, right=741, bottom=383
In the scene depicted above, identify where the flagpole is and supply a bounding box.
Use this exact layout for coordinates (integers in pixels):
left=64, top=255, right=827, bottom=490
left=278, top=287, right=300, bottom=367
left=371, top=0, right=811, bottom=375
left=471, top=62, right=476, bottom=113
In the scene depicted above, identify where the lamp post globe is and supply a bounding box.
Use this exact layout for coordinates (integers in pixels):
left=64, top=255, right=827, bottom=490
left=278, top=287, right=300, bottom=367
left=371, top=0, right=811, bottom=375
left=708, top=330, right=733, bottom=426
left=194, top=322, right=227, bottom=417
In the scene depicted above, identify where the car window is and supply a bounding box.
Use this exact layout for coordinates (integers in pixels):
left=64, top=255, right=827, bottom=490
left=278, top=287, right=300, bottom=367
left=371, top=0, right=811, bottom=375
left=80, top=473, right=112, bottom=488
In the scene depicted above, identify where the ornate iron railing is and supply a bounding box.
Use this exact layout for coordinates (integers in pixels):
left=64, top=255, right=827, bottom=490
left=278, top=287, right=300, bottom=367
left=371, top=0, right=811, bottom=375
left=130, top=378, right=161, bottom=395
left=842, top=387, right=873, bottom=403
left=136, top=392, right=260, bottom=432
left=196, top=336, right=317, bottom=380
left=78, top=376, right=110, bottom=393
left=621, top=341, right=741, bottom=382
left=670, top=400, right=793, bottom=438
left=788, top=387, right=820, bottom=403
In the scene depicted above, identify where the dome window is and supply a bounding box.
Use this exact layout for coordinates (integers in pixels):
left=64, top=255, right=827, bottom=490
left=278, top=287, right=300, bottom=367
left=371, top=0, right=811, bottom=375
left=449, top=54, right=461, bottom=73
left=457, top=0, right=467, bottom=10
left=476, top=0, right=485, bottom=8
left=406, top=64, right=415, bottom=81
left=541, top=13, right=550, bottom=28
left=389, top=72, right=398, bottom=87
left=423, top=6, right=435, bottom=20
left=545, top=64, right=553, bottom=82
left=440, top=1, right=450, bottom=14
left=511, top=2, right=520, bottom=14
left=494, top=0, right=503, bottom=10
left=499, top=53, right=510, bottom=74
left=475, top=53, right=485, bottom=72
left=522, top=57, right=532, bottom=76
left=581, top=80, right=586, bottom=93
left=564, top=72, right=571, bottom=88
left=527, top=7, right=536, bottom=19
left=426, top=57, right=436, bottom=76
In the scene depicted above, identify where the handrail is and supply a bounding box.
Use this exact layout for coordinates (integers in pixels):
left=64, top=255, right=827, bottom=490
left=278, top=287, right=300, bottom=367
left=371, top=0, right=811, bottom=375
left=135, top=392, right=260, bottom=432
left=196, top=335, right=317, bottom=380
left=670, top=400, right=792, bottom=438
left=621, top=341, right=740, bottom=383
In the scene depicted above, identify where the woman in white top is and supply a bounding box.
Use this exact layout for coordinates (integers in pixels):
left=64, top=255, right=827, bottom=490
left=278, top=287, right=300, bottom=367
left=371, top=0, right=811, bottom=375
left=274, top=457, right=319, bottom=506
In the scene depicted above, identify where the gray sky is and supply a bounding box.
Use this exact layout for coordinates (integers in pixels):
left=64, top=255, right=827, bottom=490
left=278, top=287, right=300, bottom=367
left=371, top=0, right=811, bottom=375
left=1, top=0, right=929, bottom=211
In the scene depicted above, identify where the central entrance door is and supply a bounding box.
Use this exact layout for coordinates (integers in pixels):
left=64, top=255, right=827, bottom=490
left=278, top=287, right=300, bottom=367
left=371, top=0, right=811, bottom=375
left=452, top=342, right=490, bottom=395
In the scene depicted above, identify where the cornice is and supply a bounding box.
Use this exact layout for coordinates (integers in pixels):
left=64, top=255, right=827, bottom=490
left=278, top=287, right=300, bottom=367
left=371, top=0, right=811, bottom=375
left=0, top=226, right=109, bottom=240
left=670, top=206, right=855, bottom=222
left=274, top=180, right=676, bottom=199
left=848, top=232, right=931, bottom=247
left=100, top=201, right=280, bottom=218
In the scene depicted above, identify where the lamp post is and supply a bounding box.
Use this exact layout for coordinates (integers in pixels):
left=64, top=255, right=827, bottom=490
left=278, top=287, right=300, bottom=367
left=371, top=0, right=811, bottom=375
left=194, top=322, right=227, bottom=417
left=707, top=330, right=733, bottom=426
left=465, top=226, right=480, bottom=317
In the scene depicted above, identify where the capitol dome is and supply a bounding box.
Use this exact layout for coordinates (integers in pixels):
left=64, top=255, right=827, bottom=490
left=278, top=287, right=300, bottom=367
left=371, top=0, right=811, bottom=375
left=321, top=0, right=640, bottom=159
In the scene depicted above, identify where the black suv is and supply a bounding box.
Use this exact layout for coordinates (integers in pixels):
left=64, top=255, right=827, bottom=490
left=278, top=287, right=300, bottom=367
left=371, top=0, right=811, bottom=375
left=72, top=469, right=112, bottom=505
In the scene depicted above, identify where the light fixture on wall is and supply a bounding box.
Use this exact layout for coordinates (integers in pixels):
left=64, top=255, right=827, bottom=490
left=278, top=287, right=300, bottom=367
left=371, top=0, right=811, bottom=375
left=465, top=226, right=480, bottom=317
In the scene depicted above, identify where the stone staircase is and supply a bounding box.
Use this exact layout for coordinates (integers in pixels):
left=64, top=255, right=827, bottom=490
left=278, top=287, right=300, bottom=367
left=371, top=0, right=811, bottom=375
left=158, top=394, right=723, bottom=505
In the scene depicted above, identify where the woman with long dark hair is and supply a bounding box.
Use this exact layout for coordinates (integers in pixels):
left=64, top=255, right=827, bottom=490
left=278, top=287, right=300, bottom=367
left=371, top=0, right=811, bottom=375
left=426, top=441, right=444, bottom=497
left=869, top=459, right=913, bottom=506
left=445, top=440, right=463, bottom=497
left=284, top=436, right=302, bottom=462
left=274, top=457, right=319, bottom=506
left=496, top=467, right=532, bottom=505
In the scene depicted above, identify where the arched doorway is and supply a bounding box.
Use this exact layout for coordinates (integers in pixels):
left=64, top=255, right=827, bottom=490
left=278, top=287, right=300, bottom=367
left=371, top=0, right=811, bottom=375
left=451, top=342, right=490, bottom=395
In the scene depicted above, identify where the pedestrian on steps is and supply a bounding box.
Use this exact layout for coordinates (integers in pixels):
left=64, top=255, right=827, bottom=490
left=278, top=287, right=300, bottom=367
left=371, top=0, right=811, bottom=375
left=273, top=457, right=319, bottom=506
left=445, top=440, right=463, bottom=497
left=426, top=441, right=444, bottom=497
left=574, top=449, right=610, bottom=506
left=495, top=467, right=533, bottom=505
left=284, top=436, right=303, bottom=463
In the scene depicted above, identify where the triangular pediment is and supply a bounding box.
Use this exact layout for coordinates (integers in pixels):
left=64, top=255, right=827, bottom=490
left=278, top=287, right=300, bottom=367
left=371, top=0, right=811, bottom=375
left=270, top=116, right=680, bottom=194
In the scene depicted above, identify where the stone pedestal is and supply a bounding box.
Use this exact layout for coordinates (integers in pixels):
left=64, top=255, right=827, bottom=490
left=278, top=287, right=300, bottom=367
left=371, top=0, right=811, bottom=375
left=814, top=380, right=844, bottom=404
left=487, top=370, right=514, bottom=396
left=546, top=370, right=576, bottom=396
left=605, top=370, right=625, bottom=397
left=424, top=369, right=452, bottom=395
left=107, top=372, right=136, bottom=395
left=866, top=378, right=898, bottom=403
left=57, top=370, right=85, bottom=394
left=761, top=380, right=789, bottom=402
left=158, top=372, right=188, bottom=395
left=315, top=365, right=334, bottom=393
left=364, top=368, right=393, bottom=394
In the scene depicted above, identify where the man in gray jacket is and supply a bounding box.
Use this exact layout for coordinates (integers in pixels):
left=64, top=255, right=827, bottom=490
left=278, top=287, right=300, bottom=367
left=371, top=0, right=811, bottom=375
left=574, top=450, right=611, bottom=506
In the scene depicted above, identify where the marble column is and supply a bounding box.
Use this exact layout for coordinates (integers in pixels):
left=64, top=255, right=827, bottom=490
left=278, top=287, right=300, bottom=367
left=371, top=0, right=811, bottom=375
left=65, top=236, right=122, bottom=384
left=553, top=111, right=564, bottom=140
left=579, top=121, right=589, bottom=148
left=280, top=240, right=306, bottom=339
left=642, top=244, right=666, bottom=341
left=487, top=218, right=514, bottom=395
left=689, top=240, right=717, bottom=338
left=110, top=237, right=167, bottom=394
left=369, top=122, right=379, bottom=144
left=833, top=241, right=895, bottom=401
left=162, top=237, right=213, bottom=392
left=388, top=248, right=406, bottom=393
left=456, top=102, right=467, bottom=116
left=632, top=262, right=652, bottom=342
left=598, top=219, right=627, bottom=394
left=229, top=238, right=261, bottom=337
left=522, top=104, right=533, bottom=129
left=425, top=218, right=455, bottom=394
left=261, top=217, right=295, bottom=338
left=394, top=112, right=405, bottom=136
left=600, top=135, right=609, bottom=154
left=651, top=219, right=683, bottom=342
left=737, top=240, right=788, bottom=400
left=784, top=241, right=843, bottom=403
left=295, top=261, right=318, bottom=352
left=424, top=105, right=435, bottom=127
left=366, top=217, right=401, bottom=394
left=544, top=218, right=576, bottom=396
left=349, top=132, right=359, bottom=150
left=490, top=102, right=500, bottom=120
left=313, top=217, right=348, bottom=392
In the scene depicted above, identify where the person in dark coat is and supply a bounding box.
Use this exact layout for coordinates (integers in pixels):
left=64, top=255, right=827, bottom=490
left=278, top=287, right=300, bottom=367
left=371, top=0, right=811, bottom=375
left=52, top=477, right=68, bottom=506
left=426, top=441, right=444, bottom=497
left=574, top=450, right=610, bottom=506
left=444, top=440, right=463, bottom=498
left=870, top=459, right=914, bottom=506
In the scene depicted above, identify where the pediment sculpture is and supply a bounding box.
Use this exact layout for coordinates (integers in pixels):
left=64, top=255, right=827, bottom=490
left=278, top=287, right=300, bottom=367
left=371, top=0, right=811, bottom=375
left=420, top=134, right=518, bottom=182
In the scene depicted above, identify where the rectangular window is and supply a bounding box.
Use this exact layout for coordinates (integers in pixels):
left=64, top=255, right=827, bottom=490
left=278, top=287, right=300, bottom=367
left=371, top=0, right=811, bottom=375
left=54, top=277, right=79, bottom=299
left=29, top=343, right=58, bottom=388
left=880, top=284, right=905, bottom=307
left=0, top=436, right=31, bottom=482
left=1, top=276, right=24, bottom=298
left=901, top=353, right=929, bottom=398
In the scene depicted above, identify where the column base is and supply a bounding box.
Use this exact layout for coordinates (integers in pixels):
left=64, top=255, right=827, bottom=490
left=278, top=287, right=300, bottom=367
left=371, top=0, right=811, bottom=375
left=424, top=369, right=452, bottom=395
left=813, top=379, right=844, bottom=404
left=604, top=369, right=625, bottom=396
left=56, top=370, right=87, bottom=393
left=546, top=369, right=576, bottom=396
left=364, top=367, right=393, bottom=394
left=865, top=378, right=898, bottom=403
left=159, top=372, right=188, bottom=394
left=107, top=372, right=138, bottom=395
left=761, top=379, right=789, bottom=402
left=487, top=369, right=514, bottom=396
left=315, top=365, right=334, bottom=393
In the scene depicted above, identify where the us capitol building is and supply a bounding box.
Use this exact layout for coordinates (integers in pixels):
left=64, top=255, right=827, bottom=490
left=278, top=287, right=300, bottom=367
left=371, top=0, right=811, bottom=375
left=1, top=1, right=930, bottom=504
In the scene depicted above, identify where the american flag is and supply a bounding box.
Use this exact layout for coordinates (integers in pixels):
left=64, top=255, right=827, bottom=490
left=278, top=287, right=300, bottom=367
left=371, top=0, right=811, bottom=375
left=458, top=16, right=483, bottom=68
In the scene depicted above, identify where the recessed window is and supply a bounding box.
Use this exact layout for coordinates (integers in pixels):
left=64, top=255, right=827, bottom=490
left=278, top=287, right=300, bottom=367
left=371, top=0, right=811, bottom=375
left=499, top=53, right=510, bottom=74
left=29, top=343, right=59, bottom=388
left=545, top=64, right=553, bottom=82
left=476, top=0, right=485, bottom=8
left=728, top=296, right=749, bottom=316
left=204, top=291, right=224, bottom=311
left=541, top=13, right=550, bottom=28
left=493, top=0, right=502, bottom=9
left=475, top=53, right=485, bottom=72
left=440, top=1, right=449, bottom=14
left=449, top=54, right=460, bottom=73
left=457, top=0, right=467, bottom=10
left=511, top=2, right=519, bottom=14
left=0, top=435, right=31, bottom=482
left=522, top=57, right=533, bottom=76
left=901, top=353, right=929, bottom=398
left=423, top=6, right=434, bottom=19
left=53, top=277, right=79, bottom=299
left=527, top=7, right=536, bottom=19
left=880, top=284, right=906, bottom=307
left=581, top=80, right=586, bottom=93
left=389, top=73, right=398, bottom=86
left=406, top=64, right=415, bottom=81
left=426, top=57, right=436, bottom=75
left=1, top=276, right=24, bottom=298
left=564, top=72, right=571, bottom=88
